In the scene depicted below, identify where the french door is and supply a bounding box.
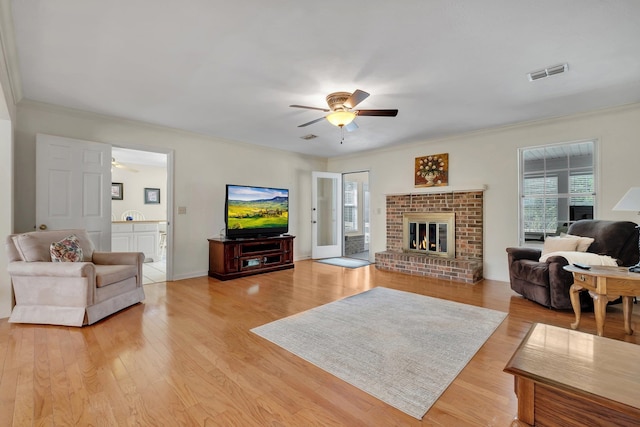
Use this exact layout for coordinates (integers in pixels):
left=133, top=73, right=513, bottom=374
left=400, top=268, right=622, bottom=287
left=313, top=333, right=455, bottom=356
left=311, top=171, right=342, bottom=259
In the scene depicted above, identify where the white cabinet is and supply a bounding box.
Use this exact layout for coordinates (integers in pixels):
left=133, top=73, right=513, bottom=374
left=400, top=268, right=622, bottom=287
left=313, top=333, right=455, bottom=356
left=133, top=223, right=158, bottom=261
left=112, top=223, right=133, bottom=251
left=112, top=222, right=159, bottom=261
left=112, top=234, right=133, bottom=252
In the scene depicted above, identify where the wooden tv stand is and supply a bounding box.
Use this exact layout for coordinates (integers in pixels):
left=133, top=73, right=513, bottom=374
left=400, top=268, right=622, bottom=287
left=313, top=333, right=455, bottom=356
left=208, top=235, right=294, bottom=280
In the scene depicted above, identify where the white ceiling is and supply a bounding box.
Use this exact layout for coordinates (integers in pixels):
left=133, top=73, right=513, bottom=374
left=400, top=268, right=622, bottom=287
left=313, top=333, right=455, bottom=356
left=112, top=147, right=166, bottom=168
left=9, top=1, right=640, bottom=158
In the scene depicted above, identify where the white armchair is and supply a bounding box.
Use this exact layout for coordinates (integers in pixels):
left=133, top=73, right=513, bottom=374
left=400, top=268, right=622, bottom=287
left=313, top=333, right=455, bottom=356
left=6, top=229, right=145, bottom=326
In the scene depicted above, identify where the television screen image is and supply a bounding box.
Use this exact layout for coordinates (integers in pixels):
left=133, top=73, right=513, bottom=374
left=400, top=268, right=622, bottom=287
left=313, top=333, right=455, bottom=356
left=225, top=185, right=289, bottom=238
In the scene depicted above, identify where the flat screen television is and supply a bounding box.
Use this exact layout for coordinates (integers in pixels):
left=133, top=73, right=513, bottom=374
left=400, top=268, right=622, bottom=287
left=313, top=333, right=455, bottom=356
left=225, top=184, right=289, bottom=239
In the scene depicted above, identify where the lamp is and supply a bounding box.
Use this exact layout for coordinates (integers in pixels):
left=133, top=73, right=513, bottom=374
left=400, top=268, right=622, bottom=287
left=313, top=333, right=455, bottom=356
left=613, top=187, right=640, bottom=272
left=326, top=110, right=356, bottom=127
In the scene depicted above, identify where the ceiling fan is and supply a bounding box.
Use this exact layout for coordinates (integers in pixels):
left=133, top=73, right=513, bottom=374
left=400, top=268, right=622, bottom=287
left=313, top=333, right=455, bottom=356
left=111, top=157, right=138, bottom=173
left=290, top=89, right=398, bottom=132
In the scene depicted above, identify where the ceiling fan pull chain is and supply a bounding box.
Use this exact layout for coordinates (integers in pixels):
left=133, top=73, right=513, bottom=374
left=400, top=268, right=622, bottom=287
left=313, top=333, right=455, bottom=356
left=340, top=126, right=345, bottom=144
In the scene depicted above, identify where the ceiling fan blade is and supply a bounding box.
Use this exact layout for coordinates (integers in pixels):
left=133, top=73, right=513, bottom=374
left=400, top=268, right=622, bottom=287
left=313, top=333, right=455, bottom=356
left=298, top=116, right=326, bottom=127
left=290, top=104, right=330, bottom=112
left=345, top=121, right=359, bottom=132
left=356, top=109, right=398, bottom=117
left=344, top=89, right=370, bottom=109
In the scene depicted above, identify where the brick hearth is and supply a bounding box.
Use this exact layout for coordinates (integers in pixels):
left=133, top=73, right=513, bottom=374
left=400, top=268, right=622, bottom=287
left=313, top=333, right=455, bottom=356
left=375, top=190, right=483, bottom=283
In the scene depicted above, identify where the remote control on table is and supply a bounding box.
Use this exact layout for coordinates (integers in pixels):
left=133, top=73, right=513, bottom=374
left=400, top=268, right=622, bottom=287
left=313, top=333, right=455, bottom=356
left=573, top=263, right=591, bottom=270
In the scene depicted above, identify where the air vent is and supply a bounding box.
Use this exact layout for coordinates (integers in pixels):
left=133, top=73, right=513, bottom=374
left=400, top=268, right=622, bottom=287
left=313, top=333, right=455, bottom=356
left=527, top=63, right=569, bottom=81
left=300, top=134, right=318, bottom=140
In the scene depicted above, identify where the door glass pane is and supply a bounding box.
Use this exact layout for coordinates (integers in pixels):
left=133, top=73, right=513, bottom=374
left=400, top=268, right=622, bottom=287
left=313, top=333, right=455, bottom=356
left=438, top=223, right=448, bottom=252
left=343, top=181, right=358, bottom=232
left=418, top=223, right=427, bottom=250
left=317, top=177, right=337, bottom=247
left=428, top=223, right=436, bottom=252
left=409, top=222, right=417, bottom=249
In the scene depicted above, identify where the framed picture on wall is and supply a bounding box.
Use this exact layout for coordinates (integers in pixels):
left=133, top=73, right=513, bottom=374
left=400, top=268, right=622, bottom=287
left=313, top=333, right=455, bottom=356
left=112, top=183, right=123, bottom=200
left=415, top=153, right=449, bottom=187
left=144, top=188, right=160, bottom=204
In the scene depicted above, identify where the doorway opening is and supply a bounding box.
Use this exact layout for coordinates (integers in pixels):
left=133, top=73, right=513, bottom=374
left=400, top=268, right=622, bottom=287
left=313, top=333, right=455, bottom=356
left=111, top=147, right=171, bottom=284
left=342, top=171, right=370, bottom=261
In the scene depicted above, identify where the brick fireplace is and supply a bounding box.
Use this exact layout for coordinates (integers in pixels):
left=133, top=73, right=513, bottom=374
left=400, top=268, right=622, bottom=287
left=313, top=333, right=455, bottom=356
left=375, top=190, right=484, bottom=283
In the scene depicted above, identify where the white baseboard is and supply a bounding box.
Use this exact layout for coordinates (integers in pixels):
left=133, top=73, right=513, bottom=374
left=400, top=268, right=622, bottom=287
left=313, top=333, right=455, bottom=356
left=170, top=270, right=209, bottom=281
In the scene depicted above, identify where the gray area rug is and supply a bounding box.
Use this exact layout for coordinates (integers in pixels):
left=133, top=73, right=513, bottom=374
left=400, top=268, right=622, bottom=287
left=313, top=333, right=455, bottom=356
left=316, top=257, right=371, bottom=268
left=251, top=287, right=506, bottom=419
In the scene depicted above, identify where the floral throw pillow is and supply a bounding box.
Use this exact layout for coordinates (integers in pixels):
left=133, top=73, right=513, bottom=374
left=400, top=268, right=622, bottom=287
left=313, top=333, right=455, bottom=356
left=50, top=234, right=84, bottom=262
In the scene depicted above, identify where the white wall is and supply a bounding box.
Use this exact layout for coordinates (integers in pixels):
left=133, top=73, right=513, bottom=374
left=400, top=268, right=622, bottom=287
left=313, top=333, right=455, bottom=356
left=15, top=101, right=326, bottom=280
left=0, top=119, right=13, bottom=318
left=328, top=104, right=640, bottom=282
left=111, top=163, right=167, bottom=221
left=0, top=0, right=17, bottom=318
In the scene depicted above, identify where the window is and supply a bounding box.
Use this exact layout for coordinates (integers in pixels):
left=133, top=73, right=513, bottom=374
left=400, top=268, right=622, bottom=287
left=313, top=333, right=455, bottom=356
left=344, top=181, right=358, bottom=233
left=519, top=141, right=595, bottom=244
left=363, top=183, right=370, bottom=246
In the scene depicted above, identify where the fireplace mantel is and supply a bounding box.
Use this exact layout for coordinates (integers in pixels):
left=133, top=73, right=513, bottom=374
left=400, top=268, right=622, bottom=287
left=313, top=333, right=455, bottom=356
left=384, top=185, right=487, bottom=196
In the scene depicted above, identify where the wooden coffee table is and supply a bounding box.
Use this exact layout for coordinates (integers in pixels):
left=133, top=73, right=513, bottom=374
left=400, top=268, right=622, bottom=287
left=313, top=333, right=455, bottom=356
left=564, top=264, right=640, bottom=337
left=504, top=323, right=640, bottom=426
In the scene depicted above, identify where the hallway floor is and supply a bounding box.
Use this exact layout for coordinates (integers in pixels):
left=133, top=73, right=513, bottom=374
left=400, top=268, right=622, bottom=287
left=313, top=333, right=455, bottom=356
left=143, top=260, right=166, bottom=284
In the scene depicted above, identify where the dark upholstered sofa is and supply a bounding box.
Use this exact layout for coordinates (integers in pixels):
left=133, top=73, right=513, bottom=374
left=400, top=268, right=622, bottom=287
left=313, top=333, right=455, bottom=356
left=506, top=220, right=639, bottom=309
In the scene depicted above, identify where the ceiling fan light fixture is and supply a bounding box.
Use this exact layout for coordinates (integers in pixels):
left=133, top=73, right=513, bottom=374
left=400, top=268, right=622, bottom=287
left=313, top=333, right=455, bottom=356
left=326, top=110, right=356, bottom=127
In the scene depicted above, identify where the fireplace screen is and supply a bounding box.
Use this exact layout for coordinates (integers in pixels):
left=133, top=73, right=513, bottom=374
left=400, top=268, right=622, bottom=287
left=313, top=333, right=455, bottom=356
left=408, top=222, right=448, bottom=252
left=403, top=213, right=455, bottom=258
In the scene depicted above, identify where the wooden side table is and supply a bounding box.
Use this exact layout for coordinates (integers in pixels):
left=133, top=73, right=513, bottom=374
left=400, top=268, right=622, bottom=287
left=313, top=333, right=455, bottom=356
left=504, top=323, right=640, bottom=426
left=564, top=265, right=640, bottom=337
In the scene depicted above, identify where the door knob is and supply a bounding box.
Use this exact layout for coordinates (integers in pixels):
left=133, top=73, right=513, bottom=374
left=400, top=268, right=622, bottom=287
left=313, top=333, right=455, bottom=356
left=312, top=220, right=317, bottom=224
left=39, top=224, right=47, bottom=230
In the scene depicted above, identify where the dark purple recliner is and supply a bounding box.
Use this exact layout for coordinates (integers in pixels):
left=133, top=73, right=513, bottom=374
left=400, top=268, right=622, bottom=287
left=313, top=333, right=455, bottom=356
left=506, top=220, right=639, bottom=309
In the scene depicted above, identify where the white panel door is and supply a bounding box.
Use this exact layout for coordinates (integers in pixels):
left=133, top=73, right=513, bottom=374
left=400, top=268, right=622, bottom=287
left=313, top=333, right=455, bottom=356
left=311, top=171, right=342, bottom=259
left=36, top=134, right=112, bottom=250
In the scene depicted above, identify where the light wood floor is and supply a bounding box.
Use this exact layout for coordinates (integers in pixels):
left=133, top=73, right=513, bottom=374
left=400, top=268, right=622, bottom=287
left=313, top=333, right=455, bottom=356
left=1, top=260, right=639, bottom=426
